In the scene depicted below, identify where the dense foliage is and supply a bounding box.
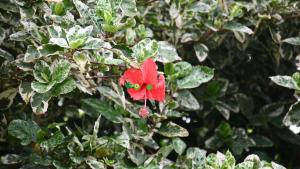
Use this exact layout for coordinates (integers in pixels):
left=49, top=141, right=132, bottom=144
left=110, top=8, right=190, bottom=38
left=0, top=0, right=300, bottom=168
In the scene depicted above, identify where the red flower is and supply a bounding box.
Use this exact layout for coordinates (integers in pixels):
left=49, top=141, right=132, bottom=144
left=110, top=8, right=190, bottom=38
left=120, top=58, right=165, bottom=118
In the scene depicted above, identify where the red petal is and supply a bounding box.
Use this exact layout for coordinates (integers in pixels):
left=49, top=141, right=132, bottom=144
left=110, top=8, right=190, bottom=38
left=120, top=68, right=143, bottom=86
left=147, top=74, right=165, bottom=102
left=141, top=59, right=158, bottom=85
left=127, top=87, right=146, bottom=101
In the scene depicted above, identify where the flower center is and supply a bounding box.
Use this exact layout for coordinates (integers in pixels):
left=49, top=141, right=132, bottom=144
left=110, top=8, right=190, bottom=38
left=133, top=84, right=140, bottom=90
left=146, top=84, right=153, bottom=90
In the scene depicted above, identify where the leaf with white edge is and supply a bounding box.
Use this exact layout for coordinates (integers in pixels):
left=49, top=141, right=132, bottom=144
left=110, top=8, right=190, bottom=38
left=19, top=81, right=34, bottom=104
left=128, top=144, right=148, bottom=165
left=270, top=75, right=299, bottom=90
left=158, top=122, right=189, bottom=137
left=177, top=66, right=214, bottom=89
left=33, top=61, right=52, bottom=83
left=215, top=101, right=231, bottom=120
left=0, top=88, right=18, bottom=109
left=51, top=60, right=71, bottom=83
left=186, top=147, right=206, bottom=168
left=51, top=78, right=76, bottom=96
left=73, top=51, right=89, bottom=73
left=30, top=92, right=52, bottom=114
left=38, top=44, right=63, bottom=57
left=172, top=138, right=187, bottom=155
left=1, top=154, right=22, bottom=165
left=188, top=2, right=211, bottom=13
left=0, top=48, right=14, bottom=61
left=120, top=0, right=137, bottom=17
left=81, top=37, right=104, bottom=49
left=0, top=26, right=5, bottom=44
left=73, top=0, right=90, bottom=18
left=47, top=25, right=64, bottom=38
left=272, top=162, right=286, bottom=169
left=49, top=38, right=69, bottom=48
left=24, top=45, right=39, bottom=63
left=82, top=98, right=122, bottom=123
left=224, top=22, right=253, bottom=34
left=283, top=101, right=300, bottom=126
left=282, top=37, right=300, bottom=46
left=31, top=81, right=56, bottom=93
left=86, top=157, right=105, bottom=169
left=132, top=38, right=158, bottom=62
left=9, top=31, right=29, bottom=41
left=177, top=90, right=200, bottom=111
left=157, top=41, right=181, bottom=63
left=8, top=120, right=40, bottom=146
left=194, top=43, right=209, bottom=62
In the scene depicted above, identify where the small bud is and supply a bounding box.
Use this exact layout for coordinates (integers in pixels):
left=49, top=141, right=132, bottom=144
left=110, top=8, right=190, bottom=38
left=139, top=107, right=149, bottom=118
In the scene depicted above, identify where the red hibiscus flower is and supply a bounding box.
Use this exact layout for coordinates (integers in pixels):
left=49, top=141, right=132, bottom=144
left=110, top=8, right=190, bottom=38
left=120, top=58, right=165, bottom=118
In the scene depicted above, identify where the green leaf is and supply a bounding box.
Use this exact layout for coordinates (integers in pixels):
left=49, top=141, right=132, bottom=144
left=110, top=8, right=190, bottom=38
left=194, top=43, right=209, bottom=62
left=82, top=98, right=122, bottom=123
left=177, top=66, right=214, bottom=89
left=120, top=0, right=137, bottom=17
left=252, top=135, right=273, bottom=147
left=270, top=75, right=299, bottom=90
left=172, top=61, right=193, bottom=79
left=235, top=161, right=254, bottom=169
left=51, top=60, right=71, bottom=83
left=172, top=138, right=186, bottom=155
left=132, top=38, right=158, bottom=62
left=31, top=81, right=56, bottom=93
left=19, top=81, right=34, bottom=104
left=67, top=25, right=92, bottom=49
left=8, top=120, right=40, bottom=146
left=222, top=151, right=235, bottom=168
left=283, top=101, right=300, bottom=126
left=224, top=22, right=253, bottom=34
left=51, top=77, right=76, bottom=96
left=33, top=61, right=52, bottom=83
left=158, top=122, right=189, bottom=137
left=282, top=37, right=300, bottom=45
left=30, top=92, right=52, bottom=114
left=156, top=41, right=181, bottom=63
left=41, top=131, right=65, bottom=151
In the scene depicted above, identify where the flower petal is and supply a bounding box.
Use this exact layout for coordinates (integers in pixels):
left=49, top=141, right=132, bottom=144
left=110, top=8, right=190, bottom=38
left=128, top=87, right=146, bottom=101
left=147, top=74, right=165, bottom=102
left=141, top=59, right=158, bottom=85
left=120, top=68, right=143, bottom=86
